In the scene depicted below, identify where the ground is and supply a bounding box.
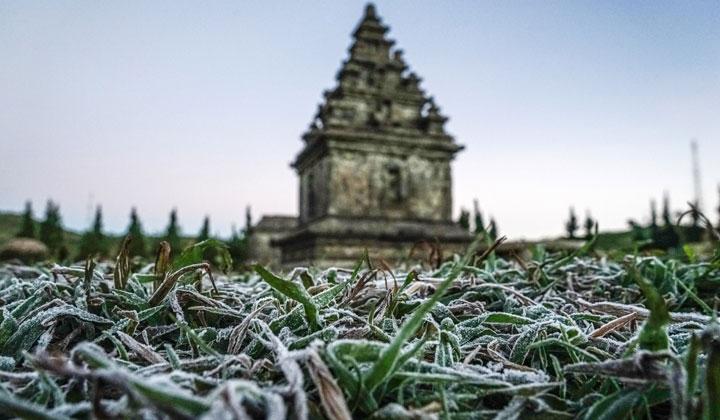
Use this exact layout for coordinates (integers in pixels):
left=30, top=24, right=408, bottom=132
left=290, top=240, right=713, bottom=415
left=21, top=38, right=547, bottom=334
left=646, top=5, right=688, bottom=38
left=0, top=237, right=718, bottom=419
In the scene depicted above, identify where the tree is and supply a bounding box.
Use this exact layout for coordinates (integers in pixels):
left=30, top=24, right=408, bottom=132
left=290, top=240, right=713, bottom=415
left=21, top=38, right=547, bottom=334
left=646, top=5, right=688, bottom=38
left=195, top=215, right=216, bottom=264
left=78, top=206, right=109, bottom=259
left=662, top=193, right=672, bottom=226
left=583, top=211, right=595, bottom=239
left=473, top=199, right=485, bottom=234
left=717, top=184, right=720, bottom=230
left=653, top=193, right=680, bottom=249
left=458, top=209, right=470, bottom=231
left=650, top=199, right=658, bottom=228
left=244, top=206, right=253, bottom=235
left=565, top=207, right=579, bottom=239
left=126, top=208, right=147, bottom=258
left=488, top=218, right=498, bottom=241
left=198, top=216, right=211, bottom=242
left=163, top=209, right=183, bottom=256
left=39, top=200, right=64, bottom=256
left=226, top=224, right=249, bottom=269
left=16, top=201, right=36, bottom=239
left=683, top=201, right=703, bottom=243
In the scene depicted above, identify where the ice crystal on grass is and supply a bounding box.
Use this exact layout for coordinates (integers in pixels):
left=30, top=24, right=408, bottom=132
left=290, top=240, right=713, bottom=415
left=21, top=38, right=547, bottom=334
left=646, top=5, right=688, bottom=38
left=0, top=237, right=719, bottom=418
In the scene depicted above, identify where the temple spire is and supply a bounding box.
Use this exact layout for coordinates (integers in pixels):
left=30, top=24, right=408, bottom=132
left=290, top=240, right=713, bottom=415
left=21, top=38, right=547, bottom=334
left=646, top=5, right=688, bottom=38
left=302, top=3, right=454, bottom=137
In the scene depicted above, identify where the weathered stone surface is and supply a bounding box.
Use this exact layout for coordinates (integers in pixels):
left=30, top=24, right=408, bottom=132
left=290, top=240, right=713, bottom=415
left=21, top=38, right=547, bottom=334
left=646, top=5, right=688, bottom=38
left=247, top=216, right=297, bottom=267
left=250, top=4, right=472, bottom=268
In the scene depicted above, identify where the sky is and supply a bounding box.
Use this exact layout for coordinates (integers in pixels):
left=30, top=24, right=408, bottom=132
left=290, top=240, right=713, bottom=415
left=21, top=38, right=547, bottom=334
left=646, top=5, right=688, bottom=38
left=1, top=0, right=718, bottom=239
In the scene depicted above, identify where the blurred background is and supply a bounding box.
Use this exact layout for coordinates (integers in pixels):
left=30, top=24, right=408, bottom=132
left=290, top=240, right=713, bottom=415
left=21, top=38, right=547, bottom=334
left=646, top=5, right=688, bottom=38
left=1, top=0, right=718, bottom=246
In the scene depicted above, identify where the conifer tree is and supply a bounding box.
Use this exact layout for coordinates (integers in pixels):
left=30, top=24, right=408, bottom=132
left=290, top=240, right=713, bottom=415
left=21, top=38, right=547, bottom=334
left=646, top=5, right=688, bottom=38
left=163, top=209, right=182, bottom=256
left=227, top=224, right=248, bottom=268
left=458, top=209, right=470, bottom=231
left=655, top=193, right=680, bottom=249
left=717, top=185, right=720, bottom=230
left=662, top=193, right=672, bottom=226
left=583, top=212, right=595, bottom=239
left=126, top=208, right=147, bottom=258
left=650, top=199, right=658, bottom=228
left=39, top=200, right=64, bottom=255
left=198, top=216, right=211, bottom=242
left=78, top=206, right=108, bottom=259
left=565, top=207, right=579, bottom=239
left=473, top=199, right=485, bottom=234
left=488, top=218, right=498, bottom=240
left=244, top=206, right=253, bottom=235
left=16, top=201, right=36, bottom=239
left=683, top=200, right=703, bottom=243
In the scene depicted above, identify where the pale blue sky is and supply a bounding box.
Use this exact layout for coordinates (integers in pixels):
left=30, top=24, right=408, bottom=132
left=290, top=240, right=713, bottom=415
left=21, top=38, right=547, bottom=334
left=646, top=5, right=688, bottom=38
left=1, top=1, right=718, bottom=239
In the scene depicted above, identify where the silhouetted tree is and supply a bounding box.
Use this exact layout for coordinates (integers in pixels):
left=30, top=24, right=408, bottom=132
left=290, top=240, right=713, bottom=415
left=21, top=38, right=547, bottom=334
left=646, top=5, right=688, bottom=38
left=39, top=200, right=64, bottom=256
left=244, top=206, right=253, bottom=235
left=565, top=207, right=579, bottom=239
left=126, top=208, right=147, bottom=258
left=16, top=201, right=36, bottom=239
left=473, top=199, right=485, bottom=234
left=198, top=216, right=211, bottom=242
left=458, top=209, right=470, bottom=231
left=686, top=201, right=703, bottom=242
left=717, top=185, right=720, bottom=231
left=163, top=209, right=183, bottom=256
left=226, top=224, right=248, bottom=268
left=662, top=193, right=672, bottom=226
left=78, top=206, right=109, bottom=259
left=488, top=218, right=498, bottom=241
left=195, top=215, right=216, bottom=263
left=583, top=212, right=595, bottom=239
left=653, top=193, right=680, bottom=249
left=650, top=199, right=658, bottom=228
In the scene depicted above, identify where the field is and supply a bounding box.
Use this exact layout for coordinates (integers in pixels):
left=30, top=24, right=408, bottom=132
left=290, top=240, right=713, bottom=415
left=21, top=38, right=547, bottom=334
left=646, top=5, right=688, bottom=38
left=0, top=234, right=719, bottom=419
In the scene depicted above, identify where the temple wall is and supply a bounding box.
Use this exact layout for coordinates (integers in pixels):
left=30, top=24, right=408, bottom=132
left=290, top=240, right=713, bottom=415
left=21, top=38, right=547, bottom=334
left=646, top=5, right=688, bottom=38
left=299, top=158, right=331, bottom=223
left=247, top=231, right=283, bottom=268
left=280, top=236, right=469, bottom=270
left=325, top=150, right=451, bottom=222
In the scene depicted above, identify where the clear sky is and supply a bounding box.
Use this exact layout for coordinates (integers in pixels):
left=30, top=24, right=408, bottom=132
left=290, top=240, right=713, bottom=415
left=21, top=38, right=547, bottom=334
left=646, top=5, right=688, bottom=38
left=1, top=1, right=718, bottom=239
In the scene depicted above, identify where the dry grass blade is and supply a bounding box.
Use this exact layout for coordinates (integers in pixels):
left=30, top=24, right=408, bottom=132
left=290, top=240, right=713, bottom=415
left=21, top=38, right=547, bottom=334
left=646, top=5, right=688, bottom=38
left=589, top=312, right=638, bottom=338
left=227, top=302, right=270, bottom=354
left=115, top=331, right=165, bottom=364
left=113, top=235, right=132, bottom=290
left=153, top=241, right=172, bottom=289
left=148, top=263, right=210, bottom=306
left=474, top=235, right=507, bottom=264
left=305, top=346, right=352, bottom=420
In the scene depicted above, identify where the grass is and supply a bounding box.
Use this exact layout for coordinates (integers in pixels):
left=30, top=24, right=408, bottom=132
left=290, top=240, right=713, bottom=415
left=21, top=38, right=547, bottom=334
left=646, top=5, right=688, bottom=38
left=0, top=234, right=719, bottom=419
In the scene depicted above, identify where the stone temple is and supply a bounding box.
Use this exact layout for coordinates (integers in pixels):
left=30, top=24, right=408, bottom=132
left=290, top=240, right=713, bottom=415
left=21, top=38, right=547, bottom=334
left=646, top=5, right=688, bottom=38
left=249, top=4, right=471, bottom=268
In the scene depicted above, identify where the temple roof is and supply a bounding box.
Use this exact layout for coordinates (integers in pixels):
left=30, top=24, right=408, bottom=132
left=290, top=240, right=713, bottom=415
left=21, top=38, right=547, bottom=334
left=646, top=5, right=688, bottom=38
left=253, top=215, right=298, bottom=233
left=302, top=3, right=453, bottom=143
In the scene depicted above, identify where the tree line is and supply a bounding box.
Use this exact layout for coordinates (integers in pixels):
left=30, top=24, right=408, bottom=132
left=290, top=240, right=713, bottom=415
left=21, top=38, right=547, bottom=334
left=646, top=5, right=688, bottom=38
left=458, top=199, right=499, bottom=240
left=15, top=201, right=252, bottom=266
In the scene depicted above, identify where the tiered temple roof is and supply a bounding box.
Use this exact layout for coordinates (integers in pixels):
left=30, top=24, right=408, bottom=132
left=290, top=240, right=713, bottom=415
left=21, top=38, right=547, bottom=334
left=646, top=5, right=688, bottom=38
left=303, top=4, right=451, bottom=143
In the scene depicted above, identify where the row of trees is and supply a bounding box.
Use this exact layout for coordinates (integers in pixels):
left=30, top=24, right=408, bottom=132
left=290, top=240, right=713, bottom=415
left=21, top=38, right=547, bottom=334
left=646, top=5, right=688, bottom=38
left=458, top=199, right=498, bottom=240
left=628, top=194, right=707, bottom=249
left=565, top=187, right=720, bottom=243
left=16, top=201, right=252, bottom=264
left=564, top=208, right=596, bottom=239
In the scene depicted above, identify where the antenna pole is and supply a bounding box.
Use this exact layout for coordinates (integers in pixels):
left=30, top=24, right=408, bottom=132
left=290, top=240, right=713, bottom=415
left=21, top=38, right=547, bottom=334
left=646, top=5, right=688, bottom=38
left=691, top=139, right=703, bottom=211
